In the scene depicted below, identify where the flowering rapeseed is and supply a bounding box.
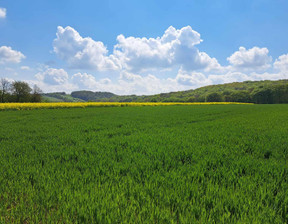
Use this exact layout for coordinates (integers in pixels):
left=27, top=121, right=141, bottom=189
left=0, top=102, right=253, bottom=111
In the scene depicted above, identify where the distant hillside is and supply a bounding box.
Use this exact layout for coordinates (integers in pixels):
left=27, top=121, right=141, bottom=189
left=145, top=79, right=288, bottom=104
left=71, top=91, right=116, bottom=101
left=43, top=79, right=288, bottom=104
left=42, top=92, right=85, bottom=102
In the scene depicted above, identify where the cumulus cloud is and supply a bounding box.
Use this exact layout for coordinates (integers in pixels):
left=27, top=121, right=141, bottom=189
left=114, top=26, right=221, bottom=72
left=176, top=70, right=211, bottom=87
left=34, top=63, right=287, bottom=96
left=116, top=70, right=254, bottom=95
left=69, top=71, right=183, bottom=95
left=118, top=71, right=182, bottom=95
left=274, top=54, right=288, bottom=72
left=249, top=71, right=288, bottom=81
left=0, top=8, right=6, bottom=18
left=72, top=72, right=102, bottom=89
left=208, top=72, right=251, bottom=84
left=0, top=46, right=25, bottom=64
left=227, top=47, right=272, bottom=71
left=30, top=66, right=287, bottom=95
left=175, top=69, right=255, bottom=89
left=9, top=25, right=286, bottom=95
left=53, top=26, right=120, bottom=70
left=35, top=68, right=69, bottom=85
left=32, top=68, right=78, bottom=93
left=53, top=25, right=221, bottom=73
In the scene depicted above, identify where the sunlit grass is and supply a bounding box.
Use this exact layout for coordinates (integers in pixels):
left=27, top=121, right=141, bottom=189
left=2, top=104, right=286, bottom=223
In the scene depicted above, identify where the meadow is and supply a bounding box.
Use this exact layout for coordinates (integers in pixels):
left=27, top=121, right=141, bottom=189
left=0, top=104, right=287, bottom=223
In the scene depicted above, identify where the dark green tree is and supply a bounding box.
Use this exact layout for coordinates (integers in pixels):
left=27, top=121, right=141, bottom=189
left=186, top=96, right=196, bottom=102
left=230, top=91, right=251, bottom=103
left=251, top=88, right=273, bottom=104
left=205, top=92, right=223, bottom=102
left=271, top=84, right=288, bottom=104
left=11, top=81, right=32, bottom=102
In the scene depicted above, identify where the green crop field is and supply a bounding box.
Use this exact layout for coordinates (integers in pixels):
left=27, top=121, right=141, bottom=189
left=1, top=105, right=288, bottom=223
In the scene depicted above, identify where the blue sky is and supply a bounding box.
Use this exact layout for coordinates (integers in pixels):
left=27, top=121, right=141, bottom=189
left=0, top=0, right=288, bottom=94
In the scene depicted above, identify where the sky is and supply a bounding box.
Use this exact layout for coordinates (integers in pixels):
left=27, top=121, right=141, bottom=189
left=0, top=0, right=288, bottom=95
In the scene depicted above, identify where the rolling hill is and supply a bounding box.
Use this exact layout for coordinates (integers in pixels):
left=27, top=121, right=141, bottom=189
left=42, top=79, right=288, bottom=104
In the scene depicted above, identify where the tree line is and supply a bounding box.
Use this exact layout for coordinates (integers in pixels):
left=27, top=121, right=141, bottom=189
left=0, top=78, right=42, bottom=103
left=52, top=80, right=288, bottom=104
left=4, top=78, right=287, bottom=104
left=203, top=84, right=288, bottom=103
left=150, top=84, right=288, bottom=104
left=67, top=81, right=288, bottom=104
left=144, top=80, right=288, bottom=104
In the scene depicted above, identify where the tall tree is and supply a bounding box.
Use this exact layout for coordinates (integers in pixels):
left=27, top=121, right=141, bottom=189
left=0, top=78, right=10, bottom=103
left=251, top=88, right=273, bottom=104
left=11, top=81, right=32, bottom=102
left=31, top=85, right=42, bottom=102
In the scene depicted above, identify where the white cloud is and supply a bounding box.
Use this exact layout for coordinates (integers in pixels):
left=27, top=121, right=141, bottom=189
left=53, top=26, right=120, bottom=70
left=115, top=70, right=253, bottom=95
left=227, top=47, right=272, bottom=71
left=29, top=80, right=77, bottom=94
left=114, top=26, right=221, bottom=72
left=72, top=72, right=100, bottom=89
left=174, top=69, right=288, bottom=91
left=176, top=70, right=211, bottom=87
left=32, top=68, right=77, bottom=93
left=117, top=72, right=182, bottom=95
left=0, top=46, right=26, bottom=64
left=35, top=68, right=69, bottom=85
left=21, top=66, right=31, bottom=70
left=69, top=71, right=183, bottom=95
left=250, top=72, right=288, bottom=81
left=175, top=69, right=257, bottom=89
left=53, top=25, right=221, bottom=73
left=29, top=65, right=288, bottom=95
left=208, top=72, right=251, bottom=84
left=274, top=54, right=288, bottom=72
left=0, top=8, right=6, bottom=19
left=4, top=25, right=285, bottom=95
left=119, top=71, right=143, bottom=82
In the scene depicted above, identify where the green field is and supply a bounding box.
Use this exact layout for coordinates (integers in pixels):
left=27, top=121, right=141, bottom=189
left=1, top=105, right=288, bottom=223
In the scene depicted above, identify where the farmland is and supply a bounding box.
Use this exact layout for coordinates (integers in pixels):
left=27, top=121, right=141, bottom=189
left=0, top=104, right=288, bottom=223
left=0, top=102, right=251, bottom=111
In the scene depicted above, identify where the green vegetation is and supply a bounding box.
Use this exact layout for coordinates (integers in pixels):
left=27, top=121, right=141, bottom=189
left=49, top=79, right=288, bottom=104
left=42, top=92, right=85, bottom=102
left=71, top=91, right=116, bottom=101
left=1, top=105, right=288, bottom=223
left=141, top=79, right=288, bottom=103
left=2, top=78, right=288, bottom=104
left=0, top=79, right=42, bottom=103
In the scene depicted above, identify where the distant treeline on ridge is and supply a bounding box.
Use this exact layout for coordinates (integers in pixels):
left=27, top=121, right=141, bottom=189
left=2, top=78, right=288, bottom=104
left=42, top=79, right=288, bottom=104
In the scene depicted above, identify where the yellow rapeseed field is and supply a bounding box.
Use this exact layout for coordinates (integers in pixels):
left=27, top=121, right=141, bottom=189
left=0, top=102, right=253, bottom=110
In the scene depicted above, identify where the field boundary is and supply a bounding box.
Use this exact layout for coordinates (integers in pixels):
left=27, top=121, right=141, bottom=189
left=0, top=102, right=254, bottom=111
